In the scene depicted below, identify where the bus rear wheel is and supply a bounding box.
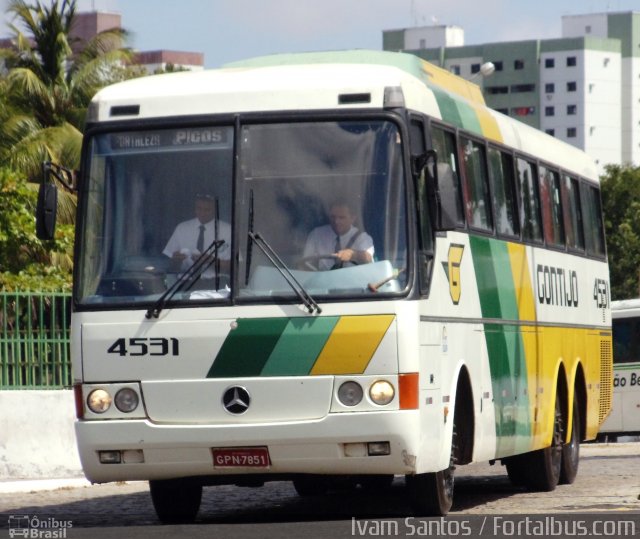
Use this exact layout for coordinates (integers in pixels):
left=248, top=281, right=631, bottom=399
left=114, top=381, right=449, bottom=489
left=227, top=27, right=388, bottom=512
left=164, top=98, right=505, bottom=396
left=560, top=396, right=580, bottom=484
left=520, top=394, right=563, bottom=491
left=149, top=479, right=202, bottom=524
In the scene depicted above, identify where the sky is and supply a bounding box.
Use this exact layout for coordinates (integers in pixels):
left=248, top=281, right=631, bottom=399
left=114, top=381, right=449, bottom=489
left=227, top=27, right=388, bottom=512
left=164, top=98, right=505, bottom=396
left=1, top=0, right=639, bottom=68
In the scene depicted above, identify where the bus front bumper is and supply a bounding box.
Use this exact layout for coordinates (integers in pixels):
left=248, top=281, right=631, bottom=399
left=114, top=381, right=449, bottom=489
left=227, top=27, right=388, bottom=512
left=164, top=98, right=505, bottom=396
left=76, top=410, right=422, bottom=483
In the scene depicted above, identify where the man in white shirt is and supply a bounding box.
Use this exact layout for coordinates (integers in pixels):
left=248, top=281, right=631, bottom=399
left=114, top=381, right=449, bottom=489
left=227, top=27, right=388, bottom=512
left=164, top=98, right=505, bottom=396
left=302, top=201, right=374, bottom=270
left=163, top=194, right=231, bottom=280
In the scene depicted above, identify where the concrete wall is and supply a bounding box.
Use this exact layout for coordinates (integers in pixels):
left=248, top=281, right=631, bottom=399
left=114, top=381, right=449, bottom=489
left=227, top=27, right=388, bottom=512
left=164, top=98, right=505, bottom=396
left=0, top=390, right=82, bottom=479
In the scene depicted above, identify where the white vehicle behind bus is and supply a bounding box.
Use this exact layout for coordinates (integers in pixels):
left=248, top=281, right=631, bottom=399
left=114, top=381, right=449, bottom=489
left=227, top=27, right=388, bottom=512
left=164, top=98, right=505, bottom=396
left=599, top=299, right=640, bottom=438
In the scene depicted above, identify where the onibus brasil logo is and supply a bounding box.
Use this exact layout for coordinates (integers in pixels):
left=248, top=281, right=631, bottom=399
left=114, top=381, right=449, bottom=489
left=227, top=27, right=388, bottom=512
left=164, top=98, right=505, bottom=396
left=8, top=515, right=73, bottom=538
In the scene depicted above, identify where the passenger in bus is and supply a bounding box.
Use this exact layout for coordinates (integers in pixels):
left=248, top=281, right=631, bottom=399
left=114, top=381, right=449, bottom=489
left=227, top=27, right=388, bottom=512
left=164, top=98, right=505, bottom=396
left=162, top=193, right=231, bottom=282
left=301, top=200, right=374, bottom=270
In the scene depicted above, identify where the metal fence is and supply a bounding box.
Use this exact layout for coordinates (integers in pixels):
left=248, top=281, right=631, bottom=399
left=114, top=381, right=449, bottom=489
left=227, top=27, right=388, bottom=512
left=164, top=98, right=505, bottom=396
left=0, top=292, right=72, bottom=389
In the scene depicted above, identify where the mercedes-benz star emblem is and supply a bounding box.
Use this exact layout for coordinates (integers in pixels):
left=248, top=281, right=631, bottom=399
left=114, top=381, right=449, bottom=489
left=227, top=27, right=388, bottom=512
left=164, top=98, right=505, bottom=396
left=222, top=386, right=251, bottom=414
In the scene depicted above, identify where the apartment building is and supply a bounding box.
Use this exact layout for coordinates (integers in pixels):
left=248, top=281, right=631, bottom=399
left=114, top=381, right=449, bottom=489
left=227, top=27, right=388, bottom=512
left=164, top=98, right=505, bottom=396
left=383, top=11, right=640, bottom=171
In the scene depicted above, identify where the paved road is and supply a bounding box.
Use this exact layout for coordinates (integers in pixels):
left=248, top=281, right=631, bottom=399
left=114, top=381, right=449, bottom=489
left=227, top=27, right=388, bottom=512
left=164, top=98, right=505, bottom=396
left=1, top=442, right=638, bottom=538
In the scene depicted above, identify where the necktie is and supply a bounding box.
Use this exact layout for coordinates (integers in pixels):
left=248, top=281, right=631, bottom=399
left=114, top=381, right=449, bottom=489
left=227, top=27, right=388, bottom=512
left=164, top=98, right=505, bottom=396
left=197, top=224, right=205, bottom=252
left=332, top=235, right=343, bottom=270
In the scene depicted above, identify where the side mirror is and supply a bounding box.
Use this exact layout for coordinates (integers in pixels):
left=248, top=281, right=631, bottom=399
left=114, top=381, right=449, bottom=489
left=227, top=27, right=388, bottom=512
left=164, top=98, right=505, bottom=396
left=36, top=183, right=58, bottom=240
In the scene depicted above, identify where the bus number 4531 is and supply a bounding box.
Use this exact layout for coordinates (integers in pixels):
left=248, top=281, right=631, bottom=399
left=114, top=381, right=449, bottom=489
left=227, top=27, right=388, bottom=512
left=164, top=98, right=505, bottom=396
left=107, top=337, right=180, bottom=357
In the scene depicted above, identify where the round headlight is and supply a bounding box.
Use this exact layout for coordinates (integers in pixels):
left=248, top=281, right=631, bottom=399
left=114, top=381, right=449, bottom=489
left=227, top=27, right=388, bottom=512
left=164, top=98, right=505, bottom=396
left=338, top=381, right=363, bottom=407
left=114, top=388, right=140, bottom=413
left=87, top=389, right=112, bottom=414
left=369, top=380, right=395, bottom=405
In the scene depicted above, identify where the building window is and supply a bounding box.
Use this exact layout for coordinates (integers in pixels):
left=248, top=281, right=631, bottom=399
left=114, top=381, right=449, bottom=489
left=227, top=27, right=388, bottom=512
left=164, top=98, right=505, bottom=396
left=450, top=65, right=461, bottom=75
left=514, top=59, right=525, bottom=70
left=567, top=81, right=577, bottom=92
left=545, top=83, right=555, bottom=93
left=493, top=61, right=503, bottom=71
left=419, top=38, right=426, bottom=49
left=585, top=25, right=591, bottom=34
left=545, top=129, right=555, bottom=136
left=545, top=58, right=555, bottom=68
left=511, top=106, right=535, bottom=116
left=567, top=104, right=577, bottom=115
left=567, top=127, right=577, bottom=138
left=495, top=108, right=509, bottom=115
left=486, top=86, right=509, bottom=95
left=545, top=106, right=555, bottom=116
left=471, top=63, right=480, bottom=74
left=511, top=83, right=535, bottom=93
left=567, top=56, right=577, bottom=67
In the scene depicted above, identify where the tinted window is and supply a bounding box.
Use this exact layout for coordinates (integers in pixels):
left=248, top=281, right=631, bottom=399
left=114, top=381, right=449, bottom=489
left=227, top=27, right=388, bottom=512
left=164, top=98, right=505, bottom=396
left=539, top=166, right=565, bottom=247
left=516, top=158, right=543, bottom=242
left=561, top=175, right=585, bottom=251
left=431, top=126, right=465, bottom=226
left=613, top=317, right=640, bottom=364
left=460, top=136, right=492, bottom=231
left=488, top=148, right=518, bottom=237
left=581, top=183, right=606, bottom=257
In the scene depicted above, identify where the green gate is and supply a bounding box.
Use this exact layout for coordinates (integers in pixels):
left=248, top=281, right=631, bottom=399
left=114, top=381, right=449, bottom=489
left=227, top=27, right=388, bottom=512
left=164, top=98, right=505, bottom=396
left=0, top=292, right=71, bottom=388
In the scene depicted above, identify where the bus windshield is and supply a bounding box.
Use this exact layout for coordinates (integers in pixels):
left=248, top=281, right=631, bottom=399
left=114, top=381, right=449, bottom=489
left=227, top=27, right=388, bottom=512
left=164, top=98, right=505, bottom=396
left=76, top=119, right=408, bottom=307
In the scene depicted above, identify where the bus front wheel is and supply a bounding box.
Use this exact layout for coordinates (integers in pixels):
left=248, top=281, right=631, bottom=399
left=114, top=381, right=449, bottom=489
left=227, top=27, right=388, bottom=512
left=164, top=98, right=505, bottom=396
left=149, top=479, right=202, bottom=524
left=406, top=467, right=454, bottom=516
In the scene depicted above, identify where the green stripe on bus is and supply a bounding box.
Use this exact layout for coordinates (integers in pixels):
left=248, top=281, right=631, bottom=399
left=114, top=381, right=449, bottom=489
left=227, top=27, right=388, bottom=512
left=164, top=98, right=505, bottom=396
left=489, top=240, right=519, bottom=321
left=470, top=236, right=502, bottom=319
left=260, top=317, right=339, bottom=376
left=432, top=87, right=482, bottom=135
left=207, top=318, right=290, bottom=378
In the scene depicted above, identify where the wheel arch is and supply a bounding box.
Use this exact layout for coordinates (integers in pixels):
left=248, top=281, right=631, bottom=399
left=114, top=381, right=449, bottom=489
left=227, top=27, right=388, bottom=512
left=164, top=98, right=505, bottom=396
left=450, top=363, right=475, bottom=465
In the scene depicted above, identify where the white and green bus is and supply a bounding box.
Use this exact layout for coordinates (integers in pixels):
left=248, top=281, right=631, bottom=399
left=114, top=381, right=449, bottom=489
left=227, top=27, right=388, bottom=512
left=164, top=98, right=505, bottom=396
left=37, top=50, right=612, bottom=522
left=599, top=299, right=640, bottom=438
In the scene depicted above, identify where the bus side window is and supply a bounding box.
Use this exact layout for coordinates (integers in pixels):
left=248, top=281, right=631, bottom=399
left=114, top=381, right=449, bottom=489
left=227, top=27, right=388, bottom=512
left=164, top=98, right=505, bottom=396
left=539, top=165, right=565, bottom=247
left=560, top=175, right=585, bottom=251
left=580, top=183, right=606, bottom=257
left=459, top=136, right=492, bottom=231
left=516, top=157, right=543, bottom=243
left=488, top=148, right=519, bottom=238
left=613, top=318, right=640, bottom=363
left=430, top=126, right=464, bottom=228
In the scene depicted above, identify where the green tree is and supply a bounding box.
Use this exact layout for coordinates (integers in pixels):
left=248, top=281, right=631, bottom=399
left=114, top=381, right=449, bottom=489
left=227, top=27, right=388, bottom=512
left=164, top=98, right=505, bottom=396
left=600, top=164, right=640, bottom=300
left=0, top=166, right=73, bottom=291
left=0, top=0, right=135, bottom=180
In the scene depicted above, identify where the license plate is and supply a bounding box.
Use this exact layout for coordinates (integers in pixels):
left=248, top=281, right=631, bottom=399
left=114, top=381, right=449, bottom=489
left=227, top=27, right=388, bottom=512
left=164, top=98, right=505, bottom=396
left=212, top=446, right=271, bottom=468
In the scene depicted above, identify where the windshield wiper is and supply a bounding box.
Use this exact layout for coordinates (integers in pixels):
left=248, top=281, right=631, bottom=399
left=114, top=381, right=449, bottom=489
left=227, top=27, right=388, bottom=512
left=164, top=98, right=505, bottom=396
left=249, top=232, right=321, bottom=314
left=145, top=239, right=226, bottom=319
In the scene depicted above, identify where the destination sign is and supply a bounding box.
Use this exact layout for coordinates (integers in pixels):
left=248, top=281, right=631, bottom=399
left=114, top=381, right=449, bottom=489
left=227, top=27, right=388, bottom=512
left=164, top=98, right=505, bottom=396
left=110, top=127, right=231, bottom=151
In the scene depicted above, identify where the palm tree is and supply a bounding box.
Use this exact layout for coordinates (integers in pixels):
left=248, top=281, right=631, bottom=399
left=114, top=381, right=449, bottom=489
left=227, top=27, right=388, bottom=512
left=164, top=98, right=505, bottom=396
left=0, top=0, right=136, bottom=183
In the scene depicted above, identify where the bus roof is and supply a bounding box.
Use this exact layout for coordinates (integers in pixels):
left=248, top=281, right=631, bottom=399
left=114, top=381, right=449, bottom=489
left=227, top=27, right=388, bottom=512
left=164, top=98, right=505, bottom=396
left=90, top=49, right=597, bottom=181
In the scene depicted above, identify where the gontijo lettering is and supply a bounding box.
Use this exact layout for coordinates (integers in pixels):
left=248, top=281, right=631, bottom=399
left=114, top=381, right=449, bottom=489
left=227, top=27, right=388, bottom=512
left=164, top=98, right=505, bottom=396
left=536, top=264, right=578, bottom=307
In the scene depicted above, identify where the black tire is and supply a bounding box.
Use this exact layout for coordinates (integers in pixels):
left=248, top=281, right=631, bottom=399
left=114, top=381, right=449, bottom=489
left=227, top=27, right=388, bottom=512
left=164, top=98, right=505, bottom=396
left=149, top=479, right=202, bottom=524
left=505, top=455, right=528, bottom=486
left=560, top=396, right=580, bottom=484
left=406, top=467, right=454, bottom=516
left=292, top=475, right=329, bottom=497
left=523, top=394, right=563, bottom=491
left=406, top=419, right=456, bottom=516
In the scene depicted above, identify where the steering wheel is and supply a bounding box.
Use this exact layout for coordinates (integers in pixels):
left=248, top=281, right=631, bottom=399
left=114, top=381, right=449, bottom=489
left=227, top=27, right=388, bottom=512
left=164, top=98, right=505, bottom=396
left=296, top=254, right=340, bottom=271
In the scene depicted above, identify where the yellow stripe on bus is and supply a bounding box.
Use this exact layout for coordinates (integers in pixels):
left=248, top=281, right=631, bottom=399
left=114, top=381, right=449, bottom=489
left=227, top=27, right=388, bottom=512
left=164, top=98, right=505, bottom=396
left=507, top=243, right=536, bottom=321
left=310, top=315, right=394, bottom=375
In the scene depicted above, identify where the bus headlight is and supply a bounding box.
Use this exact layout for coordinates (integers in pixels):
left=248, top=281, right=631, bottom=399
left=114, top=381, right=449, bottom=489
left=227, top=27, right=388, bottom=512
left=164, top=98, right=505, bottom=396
left=338, top=381, right=363, bottom=406
left=114, top=388, right=140, bottom=413
left=87, top=389, right=112, bottom=414
left=369, top=380, right=395, bottom=405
